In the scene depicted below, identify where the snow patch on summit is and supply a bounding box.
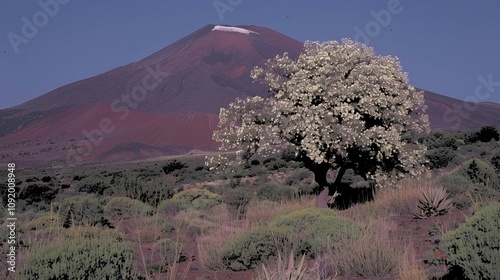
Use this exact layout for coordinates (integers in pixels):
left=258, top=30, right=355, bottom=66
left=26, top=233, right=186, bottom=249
left=212, top=25, right=259, bottom=35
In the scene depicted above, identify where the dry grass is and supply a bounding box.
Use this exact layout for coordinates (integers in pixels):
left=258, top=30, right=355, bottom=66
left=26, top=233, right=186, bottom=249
left=255, top=252, right=334, bottom=280
left=196, top=225, right=244, bottom=270
left=333, top=180, right=433, bottom=278
left=340, top=178, right=431, bottom=224
left=244, top=195, right=316, bottom=228
left=334, top=219, right=404, bottom=278
left=398, top=246, right=428, bottom=280
left=196, top=195, right=316, bottom=271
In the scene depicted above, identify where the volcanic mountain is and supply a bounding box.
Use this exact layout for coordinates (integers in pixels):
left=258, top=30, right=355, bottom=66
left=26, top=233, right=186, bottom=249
left=1, top=24, right=499, bottom=166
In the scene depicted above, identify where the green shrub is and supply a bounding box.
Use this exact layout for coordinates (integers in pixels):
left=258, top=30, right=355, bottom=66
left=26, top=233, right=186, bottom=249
left=104, top=197, right=154, bottom=219
left=162, top=160, right=187, bottom=175
left=425, top=147, right=456, bottom=169
left=111, top=172, right=175, bottom=207
left=222, top=188, right=254, bottom=219
left=130, top=216, right=175, bottom=243
left=340, top=169, right=371, bottom=189
left=77, top=174, right=110, bottom=195
left=41, top=176, right=52, bottom=183
left=147, top=215, right=175, bottom=233
left=444, top=203, right=500, bottom=280
left=464, top=159, right=499, bottom=187
left=221, top=226, right=276, bottom=271
left=221, top=208, right=361, bottom=271
left=57, top=194, right=110, bottom=228
left=437, top=171, right=471, bottom=197
left=284, top=169, right=312, bottom=186
left=491, top=152, right=500, bottom=173
left=446, top=158, right=499, bottom=189
left=297, top=182, right=321, bottom=195
left=156, top=238, right=182, bottom=264
left=439, top=158, right=499, bottom=209
left=477, top=125, right=500, bottom=142
left=61, top=226, right=124, bottom=240
left=18, top=184, right=58, bottom=205
left=25, top=214, right=58, bottom=230
left=269, top=208, right=362, bottom=256
left=454, top=139, right=465, bottom=147
left=257, top=183, right=296, bottom=201
left=281, top=148, right=299, bottom=162
left=170, top=188, right=221, bottom=210
left=419, top=131, right=459, bottom=149
left=265, top=158, right=288, bottom=170
left=263, top=157, right=277, bottom=164
left=158, top=199, right=183, bottom=215
left=20, top=237, right=139, bottom=279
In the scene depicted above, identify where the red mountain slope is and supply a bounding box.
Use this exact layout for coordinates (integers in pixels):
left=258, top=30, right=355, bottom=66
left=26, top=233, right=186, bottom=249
left=0, top=24, right=303, bottom=165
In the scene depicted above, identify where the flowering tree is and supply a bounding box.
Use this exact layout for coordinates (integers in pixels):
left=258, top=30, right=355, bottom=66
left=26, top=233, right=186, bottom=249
left=208, top=39, right=429, bottom=206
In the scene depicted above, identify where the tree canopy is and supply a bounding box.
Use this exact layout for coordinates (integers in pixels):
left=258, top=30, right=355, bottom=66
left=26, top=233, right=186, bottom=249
left=207, top=39, right=429, bottom=199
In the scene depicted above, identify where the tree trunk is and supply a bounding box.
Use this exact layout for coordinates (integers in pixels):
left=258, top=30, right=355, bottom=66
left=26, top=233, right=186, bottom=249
left=310, top=163, right=347, bottom=208
left=302, top=156, right=349, bottom=208
left=315, top=187, right=330, bottom=208
left=328, top=165, right=347, bottom=195
left=311, top=163, right=330, bottom=191
left=308, top=162, right=330, bottom=208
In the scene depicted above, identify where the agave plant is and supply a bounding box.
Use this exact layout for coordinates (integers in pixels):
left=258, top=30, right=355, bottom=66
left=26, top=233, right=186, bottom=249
left=413, top=187, right=453, bottom=219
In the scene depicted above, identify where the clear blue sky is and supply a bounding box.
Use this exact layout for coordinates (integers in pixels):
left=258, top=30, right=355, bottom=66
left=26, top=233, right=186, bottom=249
left=1, top=1, right=499, bottom=109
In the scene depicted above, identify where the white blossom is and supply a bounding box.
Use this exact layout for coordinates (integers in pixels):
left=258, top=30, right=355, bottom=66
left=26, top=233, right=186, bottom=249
left=208, top=39, right=430, bottom=188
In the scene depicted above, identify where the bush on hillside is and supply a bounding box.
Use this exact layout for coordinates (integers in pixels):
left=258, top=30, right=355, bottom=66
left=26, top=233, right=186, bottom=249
left=265, top=158, right=288, bottom=170
left=103, top=197, right=154, bottom=220
left=425, top=147, right=457, bottom=169
left=221, top=226, right=276, bottom=271
left=269, top=208, right=362, bottom=256
left=222, top=188, right=254, bottom=219
left=491, top=152, right=500, bottom=173
left=284, top=169, right=313, bottom=186
left=77, top=174, right=110, bottom=195
left=441, top=158, right=499, bottom=190
left=281, top=147, right=299, bottom=162
left=162, top=160, right=187, bottom=175
left=419, top=131, right=459, bottom=150
left=130, top=216, right=176, bottom=243
left=156, top=238, right=182, bottom=264
left=221, top=208, right=361, bottom=271
left=256, top=183, right=296, bottom=201
left=20, top=237, right=138, bottom=279
left=112, top=173, right=175, bottom=207
left=18, top=184, right=58, bottom=205
left=477, top=125, right=500, bottom=142
left=444, top=203, right=500, bottom=280
left=57, top=194, right=110, bottom=228
left=170, top=188, right=222, bottom=210
left=463, top=159, right=499, bottom=188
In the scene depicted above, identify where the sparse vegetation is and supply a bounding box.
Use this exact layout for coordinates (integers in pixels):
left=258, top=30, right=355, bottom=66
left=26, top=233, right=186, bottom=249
left=220, top=208, right=361, bottom=271
left=103, top=196, right=154, bottom=219
left=6, top=126, right=500, bottom=279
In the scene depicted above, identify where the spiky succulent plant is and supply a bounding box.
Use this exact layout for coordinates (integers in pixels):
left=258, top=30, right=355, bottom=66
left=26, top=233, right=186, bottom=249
left=413, top=187, right=453, bottom=219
